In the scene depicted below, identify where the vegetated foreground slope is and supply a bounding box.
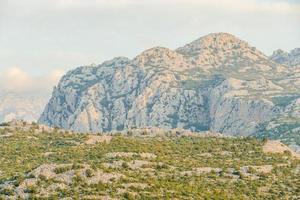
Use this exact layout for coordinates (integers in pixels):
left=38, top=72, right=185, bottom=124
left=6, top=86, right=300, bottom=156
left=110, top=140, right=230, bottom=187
left=0, top=122, right=300, bottom=199
left=39, top=33, right=300, bottom=150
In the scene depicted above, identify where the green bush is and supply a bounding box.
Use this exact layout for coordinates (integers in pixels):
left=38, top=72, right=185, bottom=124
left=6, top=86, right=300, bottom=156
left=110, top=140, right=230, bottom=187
left=85, top=169, right=94, bottom=177
left=0, top=122, right=9, bottom=126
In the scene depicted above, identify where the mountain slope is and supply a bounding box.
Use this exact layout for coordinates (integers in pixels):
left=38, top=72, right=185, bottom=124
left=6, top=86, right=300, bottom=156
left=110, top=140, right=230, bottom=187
left=39, top=33, right=299, bottom=139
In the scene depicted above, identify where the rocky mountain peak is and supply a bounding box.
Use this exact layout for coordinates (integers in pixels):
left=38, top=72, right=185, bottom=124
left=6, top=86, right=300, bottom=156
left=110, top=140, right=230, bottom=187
left=176, top=32, right=268, bottom=70
left=177, top=32, right=260, bottom=55
left=290, top=48, right=300, bottom=56
left=133, top=47, right=190, bottom=71
left=101, top=57, right=130, bottom=67
left=134, top=47, right=176, bottom=60
left=270, top=48, right=300, bottom=67
left=185, top=32, right=244, bottom=49
left=272, top=49, right=288, bottom=56
left=270, top=49, right=289, bottom=63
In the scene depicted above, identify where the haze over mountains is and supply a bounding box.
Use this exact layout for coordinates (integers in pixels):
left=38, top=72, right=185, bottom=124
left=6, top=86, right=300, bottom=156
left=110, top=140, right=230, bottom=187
left=34, top=33, right=299, bottom=148
left=0, top=68, right=62, bottom=122
left=0, top=92, right=49, bottom=122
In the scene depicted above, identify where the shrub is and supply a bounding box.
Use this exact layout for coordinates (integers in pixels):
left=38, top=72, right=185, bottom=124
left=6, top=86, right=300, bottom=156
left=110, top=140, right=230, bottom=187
left=0, top=122, right=9, bottom=126
left=72, top=163, right=82, bottom=170
left=127, top=131, right=133, bottom=136
left=0, top=188, right=14, bottom=195
left=283, top=150, right=292, bottom=157
left=123, top=192, right=135, bottom=200
left=85, top=169, right=94, bottom=177
left=54, top=166, right=71, bottom=174
left=156, top=163, right=168, bottom=170
left=122, top=162, right=129, bottom=169
left=24, top=186, right=37, bottom=193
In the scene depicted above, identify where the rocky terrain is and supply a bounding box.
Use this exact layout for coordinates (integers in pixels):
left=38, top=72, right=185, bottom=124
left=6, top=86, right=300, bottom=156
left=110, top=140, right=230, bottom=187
left=0, top=122, right=299, bottom=199
left=38, top=33, right=300, bottom=149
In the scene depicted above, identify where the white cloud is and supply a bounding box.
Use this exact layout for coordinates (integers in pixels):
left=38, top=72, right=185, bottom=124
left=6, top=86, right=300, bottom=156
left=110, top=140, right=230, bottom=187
left=0, top=67, right=64, bottom=94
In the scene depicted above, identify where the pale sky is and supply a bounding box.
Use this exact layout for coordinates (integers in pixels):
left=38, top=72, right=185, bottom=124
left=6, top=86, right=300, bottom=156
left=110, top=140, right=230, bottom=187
left=0, top=0, right=299, bottom=93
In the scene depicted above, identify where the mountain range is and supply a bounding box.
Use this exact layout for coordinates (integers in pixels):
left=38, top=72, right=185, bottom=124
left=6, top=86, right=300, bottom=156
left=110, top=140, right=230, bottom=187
left=36, top=33, right=300, bottom=148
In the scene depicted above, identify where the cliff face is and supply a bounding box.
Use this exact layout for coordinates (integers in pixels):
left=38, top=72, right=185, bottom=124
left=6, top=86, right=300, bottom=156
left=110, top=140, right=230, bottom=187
left=39, top=33, right=300, bottom=136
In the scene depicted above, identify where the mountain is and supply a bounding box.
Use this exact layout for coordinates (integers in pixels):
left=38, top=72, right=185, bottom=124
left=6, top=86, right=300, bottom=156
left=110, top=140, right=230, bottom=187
left=0, top=92, right=50, bottom=122
left=270, top=48, right=300, bottom=67
left=39, top=33, right=300, bottom=145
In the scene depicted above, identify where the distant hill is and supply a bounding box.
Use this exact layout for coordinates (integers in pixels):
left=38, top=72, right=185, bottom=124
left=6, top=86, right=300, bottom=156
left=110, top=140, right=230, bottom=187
left=0, top=92, right=50, bottom=122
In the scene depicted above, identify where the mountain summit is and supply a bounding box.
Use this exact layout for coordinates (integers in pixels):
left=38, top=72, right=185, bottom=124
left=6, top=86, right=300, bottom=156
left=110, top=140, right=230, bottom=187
left=39, top=33, right=300, bottom=145
left=177, top=32, right=255, bottom=56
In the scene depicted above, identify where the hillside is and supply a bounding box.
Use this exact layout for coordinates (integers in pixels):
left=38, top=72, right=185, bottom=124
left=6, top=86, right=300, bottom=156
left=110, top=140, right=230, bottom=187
left=0, top=122, right=299, bottom=199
